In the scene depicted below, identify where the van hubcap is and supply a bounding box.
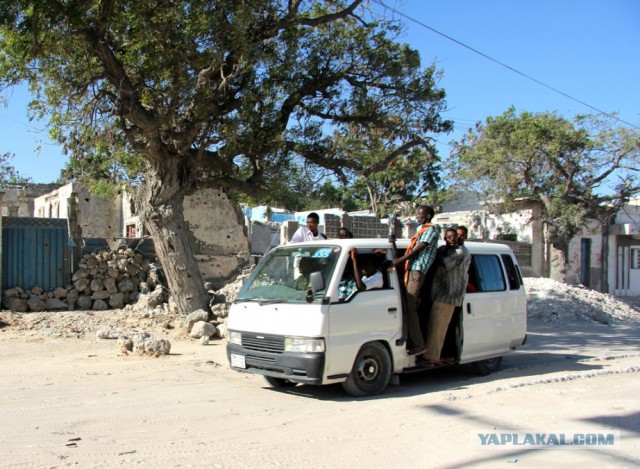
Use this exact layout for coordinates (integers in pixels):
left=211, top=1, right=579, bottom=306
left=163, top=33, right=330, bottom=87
left=357, top=355, right=380, bottom=382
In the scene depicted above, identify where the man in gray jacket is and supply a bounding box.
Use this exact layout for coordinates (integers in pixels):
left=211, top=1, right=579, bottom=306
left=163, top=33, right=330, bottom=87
left=420, top=228, right=471, bottom=365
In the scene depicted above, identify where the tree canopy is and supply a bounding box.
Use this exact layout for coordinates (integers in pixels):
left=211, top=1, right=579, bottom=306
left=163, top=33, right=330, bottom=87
left=0, top=152, right=32, bottom=187
left=450, top=107, right=640, bottom=246
left=0, top=0, right=452, bottom=315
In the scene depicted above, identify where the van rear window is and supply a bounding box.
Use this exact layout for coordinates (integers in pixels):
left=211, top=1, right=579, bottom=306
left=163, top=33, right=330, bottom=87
left=501, top=254, right=522, bottom=290
left=469, top=255, right=506, bottom=292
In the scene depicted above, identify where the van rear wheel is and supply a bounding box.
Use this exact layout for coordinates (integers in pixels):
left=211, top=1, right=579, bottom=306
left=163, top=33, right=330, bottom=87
left=472, top=356, right=503, bottom=376
left=264, top=376, right=297, bottom=388
left=342, top=342, right=391, bottom=397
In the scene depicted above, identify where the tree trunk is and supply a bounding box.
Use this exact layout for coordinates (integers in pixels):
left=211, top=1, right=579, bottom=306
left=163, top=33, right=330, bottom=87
left=139, top=182, right=210, bottom=317
left=548, top=243, right=568, bottom=283
left=366, top=180, right=378, bottom=218
left=547, top=226, right=569, bottom=283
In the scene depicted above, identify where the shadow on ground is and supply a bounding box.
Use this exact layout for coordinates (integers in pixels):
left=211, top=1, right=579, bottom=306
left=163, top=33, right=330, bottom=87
left=266, top=320, right=639, bottom=402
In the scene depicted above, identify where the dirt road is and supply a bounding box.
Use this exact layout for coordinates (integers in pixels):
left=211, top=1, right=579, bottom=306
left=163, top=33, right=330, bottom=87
left=1, top=319, right=639, bottom=468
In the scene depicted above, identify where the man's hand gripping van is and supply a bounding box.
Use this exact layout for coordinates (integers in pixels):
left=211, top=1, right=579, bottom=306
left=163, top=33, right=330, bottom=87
left=226, top=238, right=527, bottom=397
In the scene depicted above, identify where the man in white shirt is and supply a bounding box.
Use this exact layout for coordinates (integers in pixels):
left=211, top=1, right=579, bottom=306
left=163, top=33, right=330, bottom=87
left=289, top=212, right=326, bottom=243
left=338, top=248, right=384, bottom=300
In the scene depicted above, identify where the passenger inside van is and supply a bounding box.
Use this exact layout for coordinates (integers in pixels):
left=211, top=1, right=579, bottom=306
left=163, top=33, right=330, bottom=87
left=338, top=249, right=384, bottom=300
left=291, top=257, right=317, bottom=290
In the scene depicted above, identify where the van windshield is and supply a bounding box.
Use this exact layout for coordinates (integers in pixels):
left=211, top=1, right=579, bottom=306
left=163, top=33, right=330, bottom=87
left=236, top=245, right=341, bottom=304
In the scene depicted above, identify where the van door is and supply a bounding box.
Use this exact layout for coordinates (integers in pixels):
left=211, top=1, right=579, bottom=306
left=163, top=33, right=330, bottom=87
left=325, top=263, right=403, bottom=378
left=460, top=253, right=516, bottom=361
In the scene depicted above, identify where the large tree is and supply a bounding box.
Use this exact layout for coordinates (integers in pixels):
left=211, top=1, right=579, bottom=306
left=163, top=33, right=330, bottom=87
left=0, top=0, right=451, bottom=315
left=450, top=107, right=640, bottom=277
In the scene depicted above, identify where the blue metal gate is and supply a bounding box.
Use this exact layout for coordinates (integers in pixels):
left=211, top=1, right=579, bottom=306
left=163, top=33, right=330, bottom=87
left=2, top=217, right=70, bottom=291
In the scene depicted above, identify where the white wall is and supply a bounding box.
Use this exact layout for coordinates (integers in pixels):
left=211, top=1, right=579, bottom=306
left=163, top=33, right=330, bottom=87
left=34, top=183, right=122, bottom=238
left=433, top=208, right=536, bottom=242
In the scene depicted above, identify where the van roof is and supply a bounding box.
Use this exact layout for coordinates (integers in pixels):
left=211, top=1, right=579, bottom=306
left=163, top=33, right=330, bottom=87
left=284, top=238, right=514, bottom=253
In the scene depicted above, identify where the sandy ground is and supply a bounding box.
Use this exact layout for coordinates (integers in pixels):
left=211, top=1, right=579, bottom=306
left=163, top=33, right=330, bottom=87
left=1, top=316, right=639, bottom=468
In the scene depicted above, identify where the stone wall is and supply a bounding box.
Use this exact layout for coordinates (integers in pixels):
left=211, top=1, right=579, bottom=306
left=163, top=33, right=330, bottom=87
left=183, top=188, right=251, bottom=289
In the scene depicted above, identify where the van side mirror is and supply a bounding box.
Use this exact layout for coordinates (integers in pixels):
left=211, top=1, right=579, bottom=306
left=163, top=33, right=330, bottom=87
left=306, top=271, right=325, bottom=303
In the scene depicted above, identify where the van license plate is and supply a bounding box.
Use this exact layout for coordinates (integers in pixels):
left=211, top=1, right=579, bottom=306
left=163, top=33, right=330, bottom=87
left=231, top=353, right=246, bottom=369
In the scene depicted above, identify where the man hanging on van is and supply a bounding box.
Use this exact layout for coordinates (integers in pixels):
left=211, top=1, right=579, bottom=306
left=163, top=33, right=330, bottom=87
left=419, top=228, right=472, bottom=365
left=456, top=225, right=478, bottom=292
left=391, top=205, right=438, bottom=355
left=456, top=225, right=468, bottom=246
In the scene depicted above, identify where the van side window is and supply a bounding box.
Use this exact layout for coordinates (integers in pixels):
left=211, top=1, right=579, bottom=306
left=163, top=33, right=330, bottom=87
left=471, top=255, right=506, bottom=292
left=501, top=254, right=521, bottom=290
left=337, top=251, right=389, bottom=302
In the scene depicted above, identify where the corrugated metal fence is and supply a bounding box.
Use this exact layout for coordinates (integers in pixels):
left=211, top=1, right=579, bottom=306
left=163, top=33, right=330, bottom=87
left=2, top=217, right=70, bottom=291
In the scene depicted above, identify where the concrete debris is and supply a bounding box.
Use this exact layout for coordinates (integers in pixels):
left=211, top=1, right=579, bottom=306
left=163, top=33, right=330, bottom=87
left=185, top=309, right=209, bottom=332
left=96, top=327, right=124, bottom=340
left=190, top=320, right=217, bottom=339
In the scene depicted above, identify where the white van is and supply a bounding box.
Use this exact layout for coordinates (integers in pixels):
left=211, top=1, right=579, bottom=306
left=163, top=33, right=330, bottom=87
left=226, top=238, right=527, bottom=396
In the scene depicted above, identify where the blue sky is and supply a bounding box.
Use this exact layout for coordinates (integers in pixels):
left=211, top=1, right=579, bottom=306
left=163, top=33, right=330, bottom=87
left=1, top=0, right=638, bottom=183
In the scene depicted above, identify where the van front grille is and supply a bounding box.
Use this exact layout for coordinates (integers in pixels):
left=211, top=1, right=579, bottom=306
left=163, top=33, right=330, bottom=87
left=242, top=333, right=284, bottom=353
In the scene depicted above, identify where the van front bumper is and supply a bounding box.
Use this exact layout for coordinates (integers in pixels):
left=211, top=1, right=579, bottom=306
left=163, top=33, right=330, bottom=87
left=227, top=343, right=325, bottom=385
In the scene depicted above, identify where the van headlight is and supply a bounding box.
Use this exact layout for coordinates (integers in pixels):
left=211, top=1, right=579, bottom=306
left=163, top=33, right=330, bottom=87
left=284, top=337, right=325, bottom=353
left=228, top=330, right=242, bottom=345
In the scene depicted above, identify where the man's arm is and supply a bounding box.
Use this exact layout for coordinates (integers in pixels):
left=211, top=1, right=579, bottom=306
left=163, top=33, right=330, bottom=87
left=350, top=249, right=368, bottom=291
left=441, top=246, right=466, bottom=271
left=289, top=226, right=306, bottom=244
left=391, top=241, right=426, bottom=266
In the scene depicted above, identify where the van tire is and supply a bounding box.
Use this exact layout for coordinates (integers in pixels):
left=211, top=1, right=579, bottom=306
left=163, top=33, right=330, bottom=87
left=264, top=376, right=297, bottom=388
left=342, top=342, right=392, bottom=397
left=472, top=356, right=503, bottom=376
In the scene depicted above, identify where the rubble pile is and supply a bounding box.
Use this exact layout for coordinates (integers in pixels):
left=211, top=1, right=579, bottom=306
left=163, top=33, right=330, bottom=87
left=1, top=298, right=180, bottom=339
left=525, top=277, right=640, bottom=324
left=2, top=248, right=166, bottom=313
left=0, top=263, right=252, bottom=350
left=184, top=267, right=252, bottom=341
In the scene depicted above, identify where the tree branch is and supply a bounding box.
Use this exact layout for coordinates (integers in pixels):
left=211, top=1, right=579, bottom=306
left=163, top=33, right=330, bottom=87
left=285, top=0, right=364, bottom=27
left=362, top=139, right=428, bottom=177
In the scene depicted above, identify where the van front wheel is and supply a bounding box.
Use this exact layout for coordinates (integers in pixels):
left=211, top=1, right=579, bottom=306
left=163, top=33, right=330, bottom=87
left=342, top=342, right=391, bottom=397
left=472, top=356, right=503, bottom=376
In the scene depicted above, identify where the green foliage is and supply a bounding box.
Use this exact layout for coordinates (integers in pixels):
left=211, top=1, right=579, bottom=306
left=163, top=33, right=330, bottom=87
left=450, top=107, right=640, bottom=245
left=309, top=179, right=361, bottom=212
left=0, top=152, right=32, bottom=187
left=0, top=0, right=451, bottom=203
